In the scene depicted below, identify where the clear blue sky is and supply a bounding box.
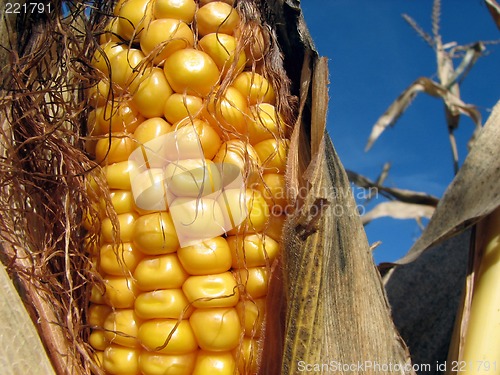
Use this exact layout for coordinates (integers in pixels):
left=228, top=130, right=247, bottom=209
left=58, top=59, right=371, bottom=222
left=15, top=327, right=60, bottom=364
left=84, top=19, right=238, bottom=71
left=300, top=0, right=500, bottom=263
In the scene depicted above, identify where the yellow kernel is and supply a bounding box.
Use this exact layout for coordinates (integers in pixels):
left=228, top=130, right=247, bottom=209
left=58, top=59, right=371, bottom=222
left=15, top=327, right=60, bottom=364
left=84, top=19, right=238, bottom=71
left=237, top=24, right=269, bottom=67
left=222, top=189, right=270, bottom=235
left=254, top=138, right=289, bottom=174
left=204, top=86, right=249, bottom=138
left=130, top=168, right=169, bottom=212
left=227, top=233, right=280, bottom=269
left=140, top=19, right=194, bottom=65
left=163, top=48, right=220, bottom=97
left=132, top=67, right=174, bottom=118
left=104, top=161, right=139, bottom=190
left=101, top=212, right=137, bottom=243
left=90, top=284, right=106, bottom=305
left=189, top=307, right=241, bottom=351
left=95, top=100, right=145, bottom=135
left=248, top=103, right=285, bottom=145
left=88, top=79, right=112, bottom=107
left=235, top=298, right=266, bottom=337
left=168, top=197, right=226, bottom=246
left=103, top=345, right=140, bottom=375
left=232, top=72, right=275, bottom=106
left=132, top=212, right=179, bottom=255
left=163, top=159, right=222, bottom=198
left=99, top=242, right=143, bottom=276
left=183, top=272, right=239, bottom=308
left=212, top=140, right=261, bottom=184
left=109, top=48, right=146, bottom=88
left=103, top=309, right=141, bottom=348
left=177, top=237, right=232, bottom=275
left=100, top=17, right=120, bottom=44
left=139, top=351, right=197, bottom=375
left=196, top=2, right=240, bottom=36
left=134, top=254, right=188, bottom=291
left=163, top=93, right=203, bottom=125
left=198, top=33, right=246, bottom=77
left=235, top=267, right=269, bottom=299
left=89, top=330, right=107, bottom=351
left=173, top=118, right=222, bottom=160
left=88, top=304, right=113, bottom=327
left=258, top=172, right=288, bottom=212
left=134, top=117, right=172, bottom=146
left=116, top=0, right=154, bottom=42
left=135, top=289, right=193, bottom=320
left=95, top=133, right=136, bottom=165
left=138, top=319, right=198, bottom=354
left=92, top=41, right=126, bottom=76
left=101, top=190, right=136, bottom=215
left=193, top=351, right=236, bottom=375
left=104, top=276, right=138, bottom=309
left=153, top=0, right=197, bottom=23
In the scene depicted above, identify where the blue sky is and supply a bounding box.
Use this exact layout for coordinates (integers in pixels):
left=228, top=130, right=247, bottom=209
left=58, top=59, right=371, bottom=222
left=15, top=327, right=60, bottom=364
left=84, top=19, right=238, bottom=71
left=300, top=1, right=500, bottom=263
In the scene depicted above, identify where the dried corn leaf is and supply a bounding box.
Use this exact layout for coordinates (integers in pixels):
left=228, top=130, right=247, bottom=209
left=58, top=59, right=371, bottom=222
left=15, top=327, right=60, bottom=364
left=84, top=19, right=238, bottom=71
left=361, top=201, right=435, bottom=225
left=263, top=1, right=414, bottom=372
left=390, top=99, right=500, bottom=265
left=365, top=77, right=481, bottom=151
left=485, top=0, right=500, bottom=29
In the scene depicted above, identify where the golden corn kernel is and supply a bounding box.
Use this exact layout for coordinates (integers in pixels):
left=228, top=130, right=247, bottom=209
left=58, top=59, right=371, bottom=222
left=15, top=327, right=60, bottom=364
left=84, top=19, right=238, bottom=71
left=254, top=138, right=289, bottom=174
left=140, top=19, right=194, bottom=65
left=205, top=86, right=249, bottom=138
left=164, top=159, right=222, bottom=198
left=88, top=304, right=113, bottom=327
left=95, top=133, right=136, bottom=165
left=101, top=190, right=136, bottom=215
left=90, top=284, right=106, bottom=305
left=235, top=298, right=266, bottom=337
left=135, top=289, right=193, bottom=320
left=163, top=48, right=220, bottom=97
left=93, top=350, right=104, bottom=368
left=104, top=276, right=138, bottom=309
left=95, top=100, right=144, bottom=135
left=212, top=140, right=261, bottom=184
left=173, top=118, right=222, bottom=160
left=183, top=272, right=239, bottom=308
left=232, top=71, right=275, bottom=106
left=103, top=345, right=140, bottom=375
left=88, top=79, right=112, bottom=107
left=103, top=161, right=138, bottom=190
left=100, top=17, right=120, bottom=44
left=193, top=351, right=236, bottom=375
left=103, top=309, right=141, bottom=348
left=89, top=330, right=108, bottom=351
left=92, top=41, right=126, bottom=76
left=163, top=93, right=203, bottom=125
left=235, top=267, right=269, bottom=299
left=130, top=168, right=169, bottom=213
left=101, top=212, right=137, bottom=243
left=132, top=67, right=174, bottom=118
left=258, top=172, right=288, bottom=211
left=132, top=212, right=179, bottom=255
left=222, top=189, right=270, bottom=235
left=138, top=319, right=198, bottom=354
left=198, top=33, right=246, bottom=77
left=108, top=48, right=146, bottom=89
left=196, top=2, right=240, bottom=36
left=134, top=254, right=188, bottom=291
left=177, top=237, right=232, bottom=275
left=153, top=0, right=197, bottom=23
left=168, top=197, right=226, bottom=245
left=133, top=117, right=172, bottom=146
left=248, top=103, right=284, bottom=145
left=116, top=0, right=154, bottom=42
left=227, top=233, right=280, bottom=269
left=139, top=351, right=197, bottom=375
left=100, top=242, right=143, bottom=276
left=189, top=307, right=241, bottom=351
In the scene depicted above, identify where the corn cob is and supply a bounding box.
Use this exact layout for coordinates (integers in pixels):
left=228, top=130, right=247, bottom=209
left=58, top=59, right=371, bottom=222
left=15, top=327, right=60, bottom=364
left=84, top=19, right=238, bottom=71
left=86, top=0, right=291, bottom=373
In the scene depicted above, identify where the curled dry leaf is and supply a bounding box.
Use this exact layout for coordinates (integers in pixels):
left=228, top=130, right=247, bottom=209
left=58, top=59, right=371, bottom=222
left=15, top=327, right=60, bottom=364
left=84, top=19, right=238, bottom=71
left=485, top=0, right=500, bottom=30
left=361, top=201, right=435, bottom=225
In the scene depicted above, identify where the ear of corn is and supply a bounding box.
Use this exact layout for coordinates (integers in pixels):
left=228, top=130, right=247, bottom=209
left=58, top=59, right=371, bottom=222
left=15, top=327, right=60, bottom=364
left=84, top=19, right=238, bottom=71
left=86, top=0, right=291, bottom=373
